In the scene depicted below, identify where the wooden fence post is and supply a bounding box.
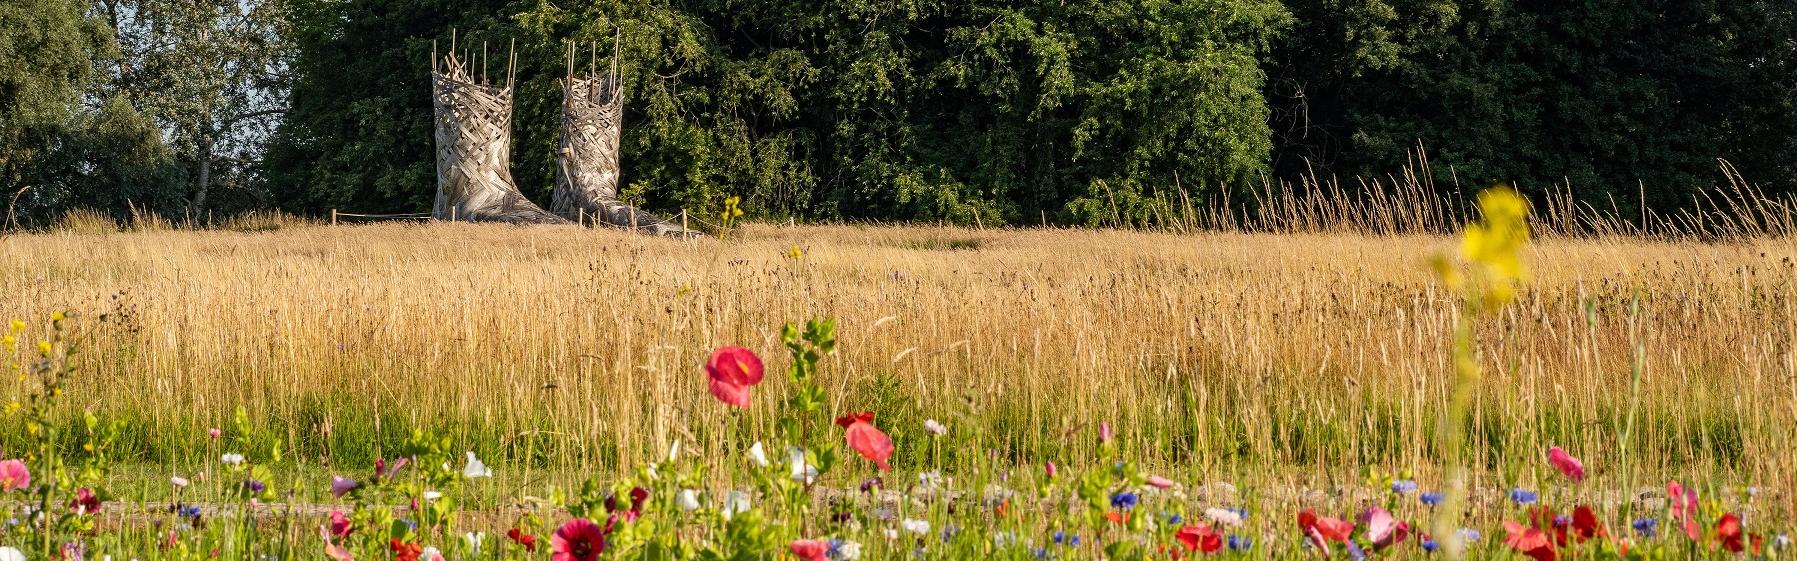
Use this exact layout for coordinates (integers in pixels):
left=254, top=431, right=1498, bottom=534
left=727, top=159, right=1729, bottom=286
left=331, top=209, right=338, bottom=226
left=681, top=209, right=688, bottom=233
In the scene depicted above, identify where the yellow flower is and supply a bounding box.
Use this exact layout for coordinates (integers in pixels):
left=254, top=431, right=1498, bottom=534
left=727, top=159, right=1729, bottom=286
left=7, top=319, right=22, bottom=333
left=36, top=341, right=51, bottom=357
left=787, top=245, right=804, bottom=260
left=1459, top=186, right=1530, bottom=307
left=50, top=311, right=65, bottom=322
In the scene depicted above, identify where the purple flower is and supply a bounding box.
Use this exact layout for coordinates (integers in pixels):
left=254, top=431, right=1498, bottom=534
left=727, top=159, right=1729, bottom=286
left=245, top=479, right=266, bottom=494
left=1633, top=518, right=1658, bottom=537
left=1420, top=491, right=1444, bottom=506
left=1391, top=480, right=1418, bottom=494
left=1109, top=491, right=1139, bottom=511
left=330, top=476, right=358, bottom=499
left=1509, top=488, right=1538, bottom=505
left=1227, top=535, right=1251, bottom=551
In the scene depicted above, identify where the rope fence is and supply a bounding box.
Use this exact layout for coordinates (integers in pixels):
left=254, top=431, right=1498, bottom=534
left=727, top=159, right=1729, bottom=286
left=327, top=208, right=735, bottom=235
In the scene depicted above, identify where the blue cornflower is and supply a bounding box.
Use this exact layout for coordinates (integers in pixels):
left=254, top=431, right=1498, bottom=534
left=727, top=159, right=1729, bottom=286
left=245, top=479, right=266, bottom=493
left=1230, top=507, right=1249, bottom=520
left=1421, top=538, right=1438, bottom=553
left=1227, top=535, right=1252, bottom=552
left=1346, top=541, right=1367, bottom=561
left=1552, top=515, right=1570, bottom=529
left=1458, top=528, right=1482, bottom=542
left=1632, top=518, right=1658, bottom=537
left=1166, top=513, right=1183, bottom=524
left=1032, top=547, right=1049, bottom=560
left=941, top=525, right=959, bottom=542
left=401, top=518, right=417, bottom=531
left=179, top=505, right=201, bottom=517
left=828, top=539, right=844, bottom=559
left=1509, top=488, right=1538, bottom=505
left=1420, top=491, right=1444, bottom=506
left=1391, top=480, right=1418, bottom=494
left=1053, top=531, right=1080, bottom=546
left=1109, top=491, right=1139, bottom=511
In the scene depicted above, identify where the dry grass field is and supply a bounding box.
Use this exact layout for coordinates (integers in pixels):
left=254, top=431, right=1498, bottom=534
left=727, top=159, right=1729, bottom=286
left=2, top=220, right=1794, bottom=516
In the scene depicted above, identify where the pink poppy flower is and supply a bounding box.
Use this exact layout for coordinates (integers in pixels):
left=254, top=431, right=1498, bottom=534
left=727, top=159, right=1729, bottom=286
left=705, top=346, right=765, bottom=408
left=1361, top=507, right=1409, bottom=548
left=1099, top=422, right=1113, bottom=444
left=70, top=487, right=101, bottom=515
left=1667, top=480, right=1700, bottom=540
left=790, top=540, right=829, bottom=561
left=1044, top=461, right=1057, bottom=479
left=0, top=459, right=28, bottom=491
left=325, top=543, right=353, bottom=561
left=1146, top=476, right=1175, bottom=489
left=835, top=412, right=893, bottom=471
left=329, top=510, right=352, bottom=539
left=1547, top=447, right=1585, bottom=483
left=552, top=518, right=606, bottom=561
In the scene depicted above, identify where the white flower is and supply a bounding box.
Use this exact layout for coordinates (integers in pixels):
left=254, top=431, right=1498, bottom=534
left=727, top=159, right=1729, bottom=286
left=646, top=464, right=660, bottom=481
left=836, top=540, right=863, bottom=560
left=420, top=546, right=445, bottom=561
left=882, top=528, right=899, bottom=541
left=901, top=518, right=930, bottom=534
left=1204, top=508, right=1243, bottom=527
left=787, top=446, right=817, bottom=484
left=923, top=419, right=948, bottom=436
left=676, top=489, right=701, bottom=511
left=747, top=442, right=770, bottom=468
left=170, top=476, right=190, bottom=488
left=992, top=531, right=1017, bottom=547
left=462, top=451, right=492, bottom=479
left=917, top=471, right=947, bottom=490
left=667, top=439, right=681, bottom=463
left=0, top=547, right=24, bottom=561
left=463, top=532, right=486, bottom=556
left=721, top=491, right=752, bottom=520
left=422, top=491, right=442, bottom=500
left=220, top=453, right=245, bottom=465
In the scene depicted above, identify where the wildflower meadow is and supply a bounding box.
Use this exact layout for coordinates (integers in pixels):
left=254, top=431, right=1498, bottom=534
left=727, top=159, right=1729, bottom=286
left=1, top=187, right=1794, bottom=560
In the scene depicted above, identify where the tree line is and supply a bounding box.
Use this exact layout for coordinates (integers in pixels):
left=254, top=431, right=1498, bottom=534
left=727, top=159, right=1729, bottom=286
left=3, top=0, right=1793, bottom=228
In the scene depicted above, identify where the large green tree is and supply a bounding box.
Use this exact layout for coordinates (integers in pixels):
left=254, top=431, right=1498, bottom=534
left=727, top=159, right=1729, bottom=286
left=0, top=0, right=178, bottom=227
left=1265, top=0, right=1797, bottom=210
left=269, top=0, right=1288, bottom=225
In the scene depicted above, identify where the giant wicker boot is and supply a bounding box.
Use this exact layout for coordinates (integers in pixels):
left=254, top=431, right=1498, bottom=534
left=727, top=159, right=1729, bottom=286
left=551, top=71, right=699, bottom=237
left=431, top=53, right=566, bottom=224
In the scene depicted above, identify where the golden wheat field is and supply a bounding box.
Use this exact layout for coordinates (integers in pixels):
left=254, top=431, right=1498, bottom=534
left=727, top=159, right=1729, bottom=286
left=1, top=221, right=1793, bottom=513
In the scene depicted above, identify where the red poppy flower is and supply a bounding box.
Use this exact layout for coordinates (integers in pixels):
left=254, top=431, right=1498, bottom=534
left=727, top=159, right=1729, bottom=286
left=1105, top=511, right=1128, bottom=525
left=389, top=539, right=422, bottom=561
left=790, top=540, right=829, bottom=561
left=1175, top=524, right=1223, bottom=554
left=1718, top=513, right=1744, bottom=553
left=1570, top=505, right=1604, bottom=541
left=1504, top=521, right=1557, bottom=561
left=552, top=518, right=607, bottom=561
left=835, top=412, right=893, bottom=471
left=705, top=346, right=765, bottom=408
left=1298, top=509, right=1353, bottom=554
left=506, top=528, right=538, bottom=552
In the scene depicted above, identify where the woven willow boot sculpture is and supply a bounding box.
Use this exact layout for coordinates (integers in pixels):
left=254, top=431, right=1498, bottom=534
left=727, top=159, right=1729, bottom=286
left=552, top=57, right=699, bottom=237
left=431, top=52, right=566, bottom=224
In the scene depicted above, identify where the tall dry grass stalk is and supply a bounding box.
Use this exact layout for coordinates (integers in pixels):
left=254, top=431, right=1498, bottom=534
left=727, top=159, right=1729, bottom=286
left=1, top=219, right=1794, bottom=516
